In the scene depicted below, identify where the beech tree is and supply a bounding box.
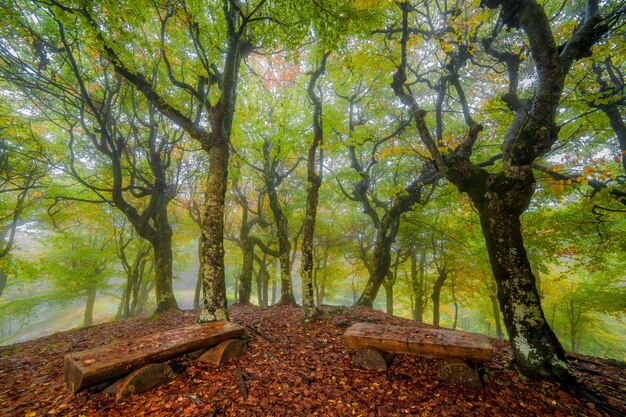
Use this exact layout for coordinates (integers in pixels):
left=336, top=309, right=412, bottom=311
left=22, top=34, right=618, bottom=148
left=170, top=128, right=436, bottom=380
left=387, top=0, right=625, bottom=385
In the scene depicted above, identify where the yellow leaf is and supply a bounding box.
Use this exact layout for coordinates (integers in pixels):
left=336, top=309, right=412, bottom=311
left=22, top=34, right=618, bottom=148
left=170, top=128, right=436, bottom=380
left=25, top=413, right=36, bottom=417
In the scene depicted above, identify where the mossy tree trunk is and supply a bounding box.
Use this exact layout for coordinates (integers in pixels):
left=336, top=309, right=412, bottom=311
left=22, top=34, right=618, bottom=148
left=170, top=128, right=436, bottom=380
left=262, top=139, right=297, bottom=306
left=300, top=53, right=329, bottom=321
left=431, top=268, right=446, bottom=327
left=410, top=247, right=427, bottom=322
left=470, top=169, right=568, bottom=379
left=199, top=141, right=230, bottom=322
left=390, top=0, right=614, bottom=384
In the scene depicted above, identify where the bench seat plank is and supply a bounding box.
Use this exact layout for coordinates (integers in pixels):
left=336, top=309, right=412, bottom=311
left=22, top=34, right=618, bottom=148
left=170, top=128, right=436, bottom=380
left=64, top=322, right=245, bottom=393
left=344, top=323, right=492, bottom=362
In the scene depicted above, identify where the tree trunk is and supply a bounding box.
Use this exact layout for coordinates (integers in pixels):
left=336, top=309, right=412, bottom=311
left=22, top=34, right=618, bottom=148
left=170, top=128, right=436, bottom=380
left=567, top=300, right=580, bottom=352
left=410, top=249, right=427, bottom=322
left=451, top=275, right=458, bottom=330
left=470, top=171, right=569, bottom=380
left=299, top=53, right=327, bottom=321
left=83, top=285, right=96, bottom=327
left=490, top=293, right=504, bottom=339
left=355, top=223, right=397, bottom=307
left=313, top=258, right=320, bottom=306
left=301, top=168, right=322, bottom=318
left=116, top=282, right=128, bottom=320
left=254, top=253, right=270, bottom=307
left=131, top=258, right=150, bottom=316
left=194, top=237, right=202, bottom=310
left=601, top=104, right=626, bottom=172
left=151, top=220, right=178, bottom=313
left=383, top=279, right=394, bottom=316
left=199, top=142, right=230, bottom=322
left=265, top=179, right=296, bottom=305
left=431, top=269, right=446, bottom=327
left=237, top=241, right=254, bottom=305
left=0, top=268, right=7, bottom=297
left=271, top=268, right=278, bottom=306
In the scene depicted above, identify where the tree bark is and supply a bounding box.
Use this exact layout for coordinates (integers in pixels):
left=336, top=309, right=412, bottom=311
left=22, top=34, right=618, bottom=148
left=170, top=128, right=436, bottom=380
left=237, top=240, right=254, bottom=305
left=271, top=263, right=278, bottom=305
left=388, top=0, right=616, bottom=389
left=462, top=168, right=569, bottom=380
left=83, top=285, right=96, bottom=327
left=451, top=275, right=459, bottom=330
left=194, top=237, right=202, bottom=310
left=199, top=142, right=230, bottom=322
left=354, top=221, right=397, bottom=307
left=0, top=269, right=6, bottom=298
left=383, top=279, right=394, bottom=316
left=254, top=253, right=270, bottom=307
left=601, top=105, right=626, bottom=172
left=263, top=141, right=296, bottom=306
left=410, top=248, right=426, bottom=322
left=488, top=282, right=504, bottom=339
left=300, top=53, right=328, bottom=321
left=151, top=205, right=178, bottom=313
left=431, top=268, right=446, bottom=327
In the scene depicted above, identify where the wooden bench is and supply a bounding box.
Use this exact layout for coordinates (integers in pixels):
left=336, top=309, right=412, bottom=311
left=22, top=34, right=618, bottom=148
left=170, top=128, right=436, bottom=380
left=64, top=321, right=245, bottom=397
left=343, top=323, right=493, bottom=389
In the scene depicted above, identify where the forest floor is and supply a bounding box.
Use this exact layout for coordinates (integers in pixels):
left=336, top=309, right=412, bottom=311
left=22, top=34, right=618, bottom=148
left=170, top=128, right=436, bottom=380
left=1, top=305, right=624, bottom=417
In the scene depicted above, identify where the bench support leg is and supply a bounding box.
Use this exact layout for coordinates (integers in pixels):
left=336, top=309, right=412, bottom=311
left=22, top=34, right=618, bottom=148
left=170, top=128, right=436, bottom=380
left=199, top=339, right=245, bottom=365
left=353, top=348, right=395, bottom=371
left=103, top=363, right=177, bottom=400
left=437, top=358, right=483, bottom=390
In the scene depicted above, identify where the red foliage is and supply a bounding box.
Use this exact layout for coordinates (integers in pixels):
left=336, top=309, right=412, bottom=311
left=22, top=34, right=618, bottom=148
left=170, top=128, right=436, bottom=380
left=1, top=305, right=623, bottom=416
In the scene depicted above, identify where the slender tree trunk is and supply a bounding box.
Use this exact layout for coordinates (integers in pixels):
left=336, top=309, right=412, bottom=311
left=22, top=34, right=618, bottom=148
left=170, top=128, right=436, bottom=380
left=131, top=259, right=150, bottom=316
left=271, top=276, right=277, bottom=305
left=431, top=269, right=446, bottom=327
left=134, top=260, right=154, bottom=316
left=260, top=260, right=269, bottom=307
left=300, top=53, right=327, bottom=321
left=194, top=237, right=202, bottom=309
left=451, top=275, right=458, bottom=330
left=490, top=293, right=504, bottom=340
left=383, top=278, right=394, bottom=316
left=355, top=224, right=396, bottom=307
left=254, top=253, right=270, bottom=307
left=116, top=282, right=128, bottom=320
left=0, top=269, right=7, bottom=297
left=301, top=170, right=322, bottom=318
left=313, top=259, right=320, bottom=306
left=151, top=224, right=178, bottom=313
left=199, top=142, right=230, bottom=322
left=568, top=300, right=580, bottom=352
left=237, top=241, right=254, bottom=305
left=410, top=249, right=426, bottom=322
left=266, top=182, right=296, bottom=305
left=83, top=285, right=96, bottom=327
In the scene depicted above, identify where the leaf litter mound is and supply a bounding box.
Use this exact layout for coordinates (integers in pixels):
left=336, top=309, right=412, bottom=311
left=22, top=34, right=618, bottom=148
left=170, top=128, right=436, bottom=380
left=1, top=304, right=624, bottom=416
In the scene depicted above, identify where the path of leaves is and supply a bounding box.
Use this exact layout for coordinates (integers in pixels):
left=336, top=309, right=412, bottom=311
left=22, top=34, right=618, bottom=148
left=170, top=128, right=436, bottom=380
left=1, top=305, right=624, bottom=416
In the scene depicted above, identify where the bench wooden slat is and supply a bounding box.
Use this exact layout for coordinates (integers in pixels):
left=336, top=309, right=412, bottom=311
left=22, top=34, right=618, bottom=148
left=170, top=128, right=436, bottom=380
left=343, top=323, right=493, bottom=362
left=64, top=322, right=245, bottom=393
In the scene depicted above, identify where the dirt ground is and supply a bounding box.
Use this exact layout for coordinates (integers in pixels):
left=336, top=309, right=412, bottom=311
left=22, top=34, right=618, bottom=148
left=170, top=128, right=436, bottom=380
left=1, top=304, right=624, bottom=416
